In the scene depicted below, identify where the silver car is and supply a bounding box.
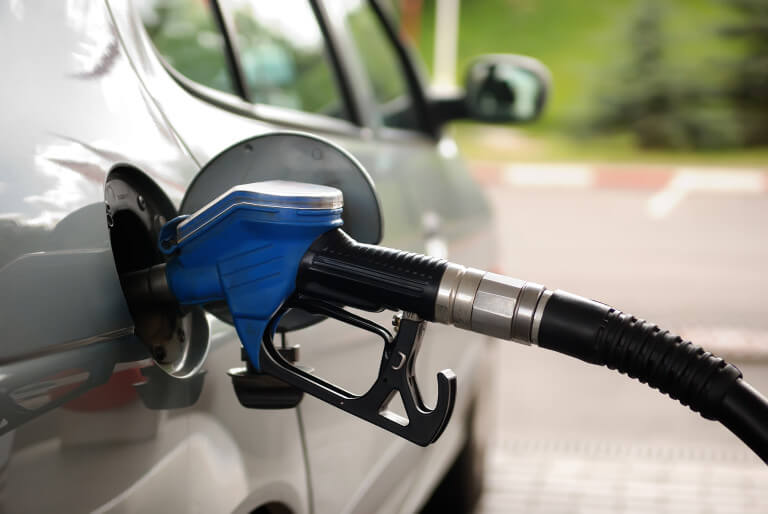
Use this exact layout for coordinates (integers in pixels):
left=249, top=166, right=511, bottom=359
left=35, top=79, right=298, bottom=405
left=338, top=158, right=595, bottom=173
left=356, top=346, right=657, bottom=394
left=0, top=1, right=547, bottom=512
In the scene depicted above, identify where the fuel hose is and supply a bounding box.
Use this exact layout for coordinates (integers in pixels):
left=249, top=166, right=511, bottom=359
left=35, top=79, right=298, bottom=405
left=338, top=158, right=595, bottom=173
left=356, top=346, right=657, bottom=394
left=124, top=213, right=768, bottom=460
left=297, top=229, right=768, bottom=463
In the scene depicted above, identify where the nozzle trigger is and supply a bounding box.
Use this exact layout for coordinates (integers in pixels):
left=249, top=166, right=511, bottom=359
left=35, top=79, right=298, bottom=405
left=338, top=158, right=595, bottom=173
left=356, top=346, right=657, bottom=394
left=258, top=298, right=456, bottom=447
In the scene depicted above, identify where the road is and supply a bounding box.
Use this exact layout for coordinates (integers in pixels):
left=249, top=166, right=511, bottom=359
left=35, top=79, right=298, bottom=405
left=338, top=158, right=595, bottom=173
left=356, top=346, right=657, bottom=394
left=476, top=176, right=768, bottom=513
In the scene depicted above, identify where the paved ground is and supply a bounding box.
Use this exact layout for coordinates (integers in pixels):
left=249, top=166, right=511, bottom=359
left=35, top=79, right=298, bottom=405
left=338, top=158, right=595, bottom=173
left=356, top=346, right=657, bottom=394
left=474, top=167, right=768, bottom=513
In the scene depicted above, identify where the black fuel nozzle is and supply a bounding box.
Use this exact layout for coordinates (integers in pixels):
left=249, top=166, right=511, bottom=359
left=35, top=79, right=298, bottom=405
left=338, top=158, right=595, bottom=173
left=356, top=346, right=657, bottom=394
left=297, top=228, right=449, bottom=318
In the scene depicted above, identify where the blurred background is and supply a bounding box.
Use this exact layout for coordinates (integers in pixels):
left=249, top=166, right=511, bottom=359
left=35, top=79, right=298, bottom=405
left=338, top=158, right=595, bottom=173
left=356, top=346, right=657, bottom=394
left=132, top=0, right=768, bottom=510
left=390, top=1, right=768, bottom=512
left=400, top=0, right=768, bottom=163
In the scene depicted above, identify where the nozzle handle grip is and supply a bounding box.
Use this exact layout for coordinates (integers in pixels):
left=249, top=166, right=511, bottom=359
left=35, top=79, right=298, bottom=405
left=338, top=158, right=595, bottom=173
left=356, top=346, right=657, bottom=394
left=297, top=229, right=448, bottom=320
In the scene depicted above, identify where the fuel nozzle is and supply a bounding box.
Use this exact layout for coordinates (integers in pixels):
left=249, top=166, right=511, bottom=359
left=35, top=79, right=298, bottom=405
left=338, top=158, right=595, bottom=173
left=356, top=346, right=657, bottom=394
left=126, top=180, right=549, bottom=353
left=148, top=181, right=458, bottom=445
left=156, top=180, right=344, bottom=368
left=137, top=179, right=550, bottom=445
left=297, top=232, right=551, bottom=345
left=124, top=180, right=768, bottom=458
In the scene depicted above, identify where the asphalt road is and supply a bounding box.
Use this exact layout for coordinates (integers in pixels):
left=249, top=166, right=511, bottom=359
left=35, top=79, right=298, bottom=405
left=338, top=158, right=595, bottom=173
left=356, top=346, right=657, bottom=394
left=477, top=182, right=768, bottom=513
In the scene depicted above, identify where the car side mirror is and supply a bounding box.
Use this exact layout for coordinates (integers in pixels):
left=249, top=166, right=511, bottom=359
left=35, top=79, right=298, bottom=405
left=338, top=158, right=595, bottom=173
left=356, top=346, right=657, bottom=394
left=430, top=54, right=551, bottom=126
left=465, top=54, right=550, bottom=122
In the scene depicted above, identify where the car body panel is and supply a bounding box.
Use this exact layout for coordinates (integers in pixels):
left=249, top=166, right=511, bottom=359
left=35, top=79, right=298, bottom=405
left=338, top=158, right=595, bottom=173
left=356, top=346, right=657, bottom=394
left=0, top=1, right=493, bottom=512
left=0, top=2, right=308, bottom=512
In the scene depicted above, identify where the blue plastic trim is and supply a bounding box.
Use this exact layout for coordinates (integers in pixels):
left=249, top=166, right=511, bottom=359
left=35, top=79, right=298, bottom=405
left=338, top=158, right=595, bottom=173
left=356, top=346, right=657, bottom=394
left=160, top=184, right=342, bottom=369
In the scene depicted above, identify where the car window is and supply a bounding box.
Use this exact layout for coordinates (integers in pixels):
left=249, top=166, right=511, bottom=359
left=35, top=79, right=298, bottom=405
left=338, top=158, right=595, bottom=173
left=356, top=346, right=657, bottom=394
left=341, top=0, right=420, bottom=131
left=138, top=0, right=236, bottom=95
left=225, top=0, right=348, bottom=120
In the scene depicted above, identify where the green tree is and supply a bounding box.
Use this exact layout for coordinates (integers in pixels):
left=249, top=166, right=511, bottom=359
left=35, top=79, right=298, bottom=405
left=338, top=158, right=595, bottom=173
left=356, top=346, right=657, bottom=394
left=719, top=0, right=768, bottom=145
left=587, top=0, right=746, bottom=149
left=587, top=1, right=695, bottom=148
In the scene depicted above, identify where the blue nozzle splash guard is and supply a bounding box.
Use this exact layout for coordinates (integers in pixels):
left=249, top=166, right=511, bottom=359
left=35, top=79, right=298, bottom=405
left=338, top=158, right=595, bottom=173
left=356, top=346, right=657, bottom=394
left=160, top=181, right=343, bottom=369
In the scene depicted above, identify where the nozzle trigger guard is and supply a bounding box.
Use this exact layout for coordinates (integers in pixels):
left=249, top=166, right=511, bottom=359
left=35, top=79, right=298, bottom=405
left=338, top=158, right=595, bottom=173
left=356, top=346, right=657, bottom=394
left=259, top=298, right=457, bottom=447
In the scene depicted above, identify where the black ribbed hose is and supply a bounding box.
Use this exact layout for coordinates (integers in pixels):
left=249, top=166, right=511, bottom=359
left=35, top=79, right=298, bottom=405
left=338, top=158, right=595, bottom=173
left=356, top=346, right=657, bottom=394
left=538, top=290, right=768, bottom=463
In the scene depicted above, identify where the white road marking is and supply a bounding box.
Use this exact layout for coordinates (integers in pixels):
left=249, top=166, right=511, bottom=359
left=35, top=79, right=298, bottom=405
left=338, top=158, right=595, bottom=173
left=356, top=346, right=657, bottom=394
left=647, top=187, right=687, bottom=219
left=647, top=168, right=765, bottom=219
left=503, top=164, right=595, bottom=188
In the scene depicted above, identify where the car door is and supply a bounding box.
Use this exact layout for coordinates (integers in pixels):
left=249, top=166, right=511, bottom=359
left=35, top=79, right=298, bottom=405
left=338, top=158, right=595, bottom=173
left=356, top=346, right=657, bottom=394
left=298, top=3, right=495, bottom=512
left=116, top=0, right=493, bottom=512
left=116, top=2, right=410, bottom=513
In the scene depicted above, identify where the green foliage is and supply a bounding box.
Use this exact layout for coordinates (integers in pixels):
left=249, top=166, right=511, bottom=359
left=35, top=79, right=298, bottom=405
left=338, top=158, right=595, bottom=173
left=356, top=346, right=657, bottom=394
left=142, top=0, right=235, bottom=94
left=718, top=0, right=768, bottom=145
left=417, top=0, right=744, bottom=148
left=585, top=1, right=744, bottom=149
left=346, top=3, right=420, bottom=129
left=587, top=2, right=679, bottom=147
left=347, top=7, right=407, bottom=103
left=449, top=120, right=768, bottom=164
left=143, top=0, right=345, bottom=117
left=586, top=0, right=768, bottom=149
left=232, top=8, right=344, bottom=117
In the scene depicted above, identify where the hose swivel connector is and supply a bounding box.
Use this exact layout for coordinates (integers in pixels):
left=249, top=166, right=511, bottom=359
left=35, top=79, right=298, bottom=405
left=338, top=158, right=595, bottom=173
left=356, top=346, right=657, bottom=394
left=433, top=263, right=552, bottom=344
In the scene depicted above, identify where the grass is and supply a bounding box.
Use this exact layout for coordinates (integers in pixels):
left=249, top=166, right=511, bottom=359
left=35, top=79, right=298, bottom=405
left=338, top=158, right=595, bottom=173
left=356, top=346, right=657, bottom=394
left=412, top=0, right=759, bottom=164
left=450, top=122, right=768, bottom=166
